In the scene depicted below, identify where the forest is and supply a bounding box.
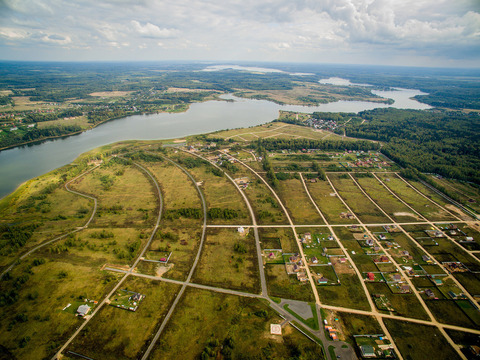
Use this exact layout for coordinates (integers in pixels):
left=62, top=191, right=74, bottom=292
left=344, top=108, right=480, bottom=184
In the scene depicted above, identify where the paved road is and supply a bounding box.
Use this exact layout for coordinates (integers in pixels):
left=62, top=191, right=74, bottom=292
left=0, top=163, right=101, bottom=279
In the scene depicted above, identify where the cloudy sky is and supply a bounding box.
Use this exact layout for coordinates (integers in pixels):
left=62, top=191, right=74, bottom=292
left=0, top=0, right=479, bottom=67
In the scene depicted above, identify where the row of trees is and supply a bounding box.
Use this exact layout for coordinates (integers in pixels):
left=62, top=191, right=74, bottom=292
left=255, top=138, right=380, bottom=152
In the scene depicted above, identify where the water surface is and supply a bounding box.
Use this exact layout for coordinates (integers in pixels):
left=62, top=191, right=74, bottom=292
left=0, top=90, right=430, bottom=198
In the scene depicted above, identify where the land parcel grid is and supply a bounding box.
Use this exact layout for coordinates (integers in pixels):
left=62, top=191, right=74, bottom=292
left=137, top=156, right=203, bottom=281
left=149, top=288, right=325, bottom=360
left=66, top=277, right=180, bottom=360
left=375, top=173, right=456, bottom=222
left=259, top=227, right=314, bottom=302
left=305, top=177, right=359, bottom=224
left=275, top=176, right=325, bottom=225
left=318, top=227, right=372, bottom=311
left=170, top=151, right=251, bottom=225
left=192, top=227, right=260, bottom=293
left=328, top=173, right=390, bottom=224
left=0, top=256, right=122, bottom=360
left=353, top=173, right=422, bottom=222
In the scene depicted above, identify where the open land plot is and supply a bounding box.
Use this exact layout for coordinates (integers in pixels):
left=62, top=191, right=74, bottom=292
left=427, top=238, right=480, bottom=271
left=425, top=299, right=479, bottom=329
left=407, top=179, right=470, bottom=220
left=168, top=152, right=251, bottom=224
left=238, top=172, right=289, bottom=225
left=354, top=175, right=422, bottom=222
left=452, top=273, right=480, bottom=297
left=376, top=173, right=455, bottom=221
left=270, top=156, right=314, bottom=173
left=318, top=272, right=371, bottom=311
left=427, top=175, right=480, bottom=214
left=276, top=178, right=325, bottom=225
left=150, top=288, right=324, bottom=360
left=145, top=221, right=202, bottom=281
left=141, top=160, right=201, bottom=211
left=0, top=258, right=121, bottom=360
left=36, top=116, right=91, bottom=130
left=70, top=161, right=158, bottom=228
left=66, top=277, right=180, bottom=360
left=193, top=228, right=260, bottom=293
left=259, top=227, right=299, bottom=253
left=210, top=122, right=291, bottom=140
left=265, top=264, right=314, bottom=302
left=384, top=318, right=462, bottom=360
left=445, top=329, right=480, bottom=360
left=0, top=182, right=92, bottom=270
left=328, top=174, right=390, bottom=224
left=36, top=227, right=153, bottom=268
left=457, top=300, right=480, bottom=327
left=305, top=178, right=358, bottom=224
left=365, top=283, right=429, bottom=320
left=330, top=312, right=383, bottom=345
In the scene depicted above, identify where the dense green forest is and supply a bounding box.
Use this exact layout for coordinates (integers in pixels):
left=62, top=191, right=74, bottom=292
left=255, top=138, right=381, bottom=152
left=344, top=108, right=480, bottom=184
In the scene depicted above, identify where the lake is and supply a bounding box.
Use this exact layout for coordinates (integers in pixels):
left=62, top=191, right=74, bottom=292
left=0, top=87, right=430, bottom=199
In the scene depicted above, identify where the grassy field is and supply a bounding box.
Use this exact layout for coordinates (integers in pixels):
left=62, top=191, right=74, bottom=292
left=142, top=160, right=201, bottom=212
left=427, top=175, right=480, bottom=214
left=332, top=312, right=383, bottom=345
left=265, top=264, right=315, bottom=302
left=354, top=175, right=422, bottom=222
left=0, top=167, right=93, bottom=269
left=328, top=174, right=390, bottom=224
left=146, top=221, right=202, bottom=281
left=425, top=300, right=479, bottom=329
left=259, top=227, right=299, bottom=253
left=384, top=318, right=461, bottom=360
left=366, top=282, right=429, bottom=320
left=169, top=152, right=251, bottom=224
left=210, top=121, right=342, bottom=143
left=70, top=160, right=158, bottom=228
left=407, top=179, right=469, bottom=220
left=376, top=173, right=455, bottom=221
left=238, top=166, right=289, bottom=225
left=305, top=179, right=359, bottom=224
left=150, top=288, right=324, bottom=359
left=193, top=228, right=260, bottom=293
left=275, top=178, right=325, bottom=225
left=318, top=272, right=371, bottom=311
left=0, top=258, right=121, bottom=360
left=66, top=277, right=180, bottom=360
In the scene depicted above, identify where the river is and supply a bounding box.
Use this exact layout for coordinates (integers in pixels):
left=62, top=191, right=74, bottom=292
left=0, top=87, right=430, bottom=199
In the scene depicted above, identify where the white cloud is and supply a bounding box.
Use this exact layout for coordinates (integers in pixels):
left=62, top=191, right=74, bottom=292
left=131, top=20, right=177, bottom=38
left=0, top=0, right=478, bottom=66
